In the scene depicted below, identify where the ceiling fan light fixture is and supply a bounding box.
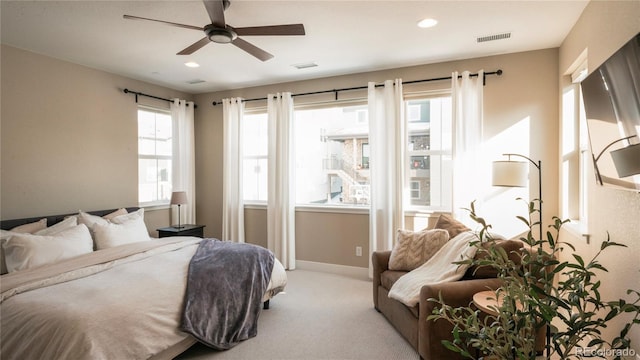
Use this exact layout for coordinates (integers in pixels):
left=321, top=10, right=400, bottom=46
left=206, top=26, right=237, bottom=44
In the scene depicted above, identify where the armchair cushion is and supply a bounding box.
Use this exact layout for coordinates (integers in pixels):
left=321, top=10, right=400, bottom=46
left=380, top=269, right=408, bottom=291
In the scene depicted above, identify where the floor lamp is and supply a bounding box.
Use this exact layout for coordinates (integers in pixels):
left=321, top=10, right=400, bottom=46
left=492, top=153, right=548, bottom=359
left=170, top=191, right=188, bottom=229
left=492, top=153, right=542, bottom=240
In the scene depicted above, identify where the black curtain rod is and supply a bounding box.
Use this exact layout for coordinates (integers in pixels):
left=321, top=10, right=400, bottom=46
left=123, top=89, right=197, bottom=108
left=211, top=69, right=502, bottom=106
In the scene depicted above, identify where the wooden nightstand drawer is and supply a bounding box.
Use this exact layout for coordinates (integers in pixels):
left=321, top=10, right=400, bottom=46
left=157, top=224, right=205, bottom=238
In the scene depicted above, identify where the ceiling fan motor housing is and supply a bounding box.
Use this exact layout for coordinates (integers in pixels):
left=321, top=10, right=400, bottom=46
left=205, top=24, right=237, bottom=43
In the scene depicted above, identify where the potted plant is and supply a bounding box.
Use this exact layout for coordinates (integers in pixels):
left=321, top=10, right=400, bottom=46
left=428, top=199, right=640, bottom=360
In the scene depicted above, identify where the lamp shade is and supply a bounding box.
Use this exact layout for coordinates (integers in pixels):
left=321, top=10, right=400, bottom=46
left=170, top=191, right=188, bottom=205
left=492, top=161, right=528, bottom=187
left=610, top=143, right=640, bottom=178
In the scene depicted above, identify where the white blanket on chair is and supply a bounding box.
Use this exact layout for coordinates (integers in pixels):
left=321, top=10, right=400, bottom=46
left=388, top=231, right=478, bottom=307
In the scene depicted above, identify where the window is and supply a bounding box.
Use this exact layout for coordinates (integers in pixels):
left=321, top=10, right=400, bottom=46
left=410, top=181, right=421, bottom=199
left=295, top=104, right=370, bottom=206
left=243, top=113, right=268, bottom=202
left=405, top=96, right=452, bottom=210
left=560, top=51, right=589, bottom=223
left=240, top=95, right=452, bottom=211
left=138, top=107, right=172, bottom=205
left=361, top=143, right=370, bottom=169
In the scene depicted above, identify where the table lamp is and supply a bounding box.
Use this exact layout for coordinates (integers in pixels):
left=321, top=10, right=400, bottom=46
left=170, top=191, right=188, bottom=228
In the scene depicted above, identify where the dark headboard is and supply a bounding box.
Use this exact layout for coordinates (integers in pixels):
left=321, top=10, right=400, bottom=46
left=0, top=207, right=140, bottom=231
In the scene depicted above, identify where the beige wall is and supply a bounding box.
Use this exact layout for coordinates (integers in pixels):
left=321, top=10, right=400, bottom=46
left=0, top=45, right=193, bottom=235
left=1, top=1, right=637, bottom=351
left=1, top=42, right=562, bottom=269
left=194, top=48, right=560, bottom=267
left=558, top=0, right=640, bottom=353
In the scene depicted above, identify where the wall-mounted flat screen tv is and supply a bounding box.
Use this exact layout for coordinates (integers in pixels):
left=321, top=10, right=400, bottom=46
left=581, top=32, right=640, bottom=191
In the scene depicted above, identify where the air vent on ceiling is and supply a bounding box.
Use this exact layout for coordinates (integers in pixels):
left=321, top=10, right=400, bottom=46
left=186, top=79, right=206, bottom=85
left=292, top=62, right=318, bottom=70
left=477, top=32, right=511, bottom=43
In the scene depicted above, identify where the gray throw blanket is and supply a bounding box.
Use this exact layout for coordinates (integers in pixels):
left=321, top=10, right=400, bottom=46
left=180, top=238, right=275, bottom=350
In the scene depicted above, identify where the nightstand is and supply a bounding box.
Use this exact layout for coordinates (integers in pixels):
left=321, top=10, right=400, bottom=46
left=157, top=224, right=205, bottom=238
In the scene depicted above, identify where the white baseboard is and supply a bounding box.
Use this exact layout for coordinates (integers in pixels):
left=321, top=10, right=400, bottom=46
left=295, top=260, right=369, bottom=280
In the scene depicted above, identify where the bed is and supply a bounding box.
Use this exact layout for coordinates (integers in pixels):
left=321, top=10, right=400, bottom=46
left=0, top=207, right=287, bottom=360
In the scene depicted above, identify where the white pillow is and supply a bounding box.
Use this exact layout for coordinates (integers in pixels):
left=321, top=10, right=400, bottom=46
left=34, top=216, right=78, bottom=236
left=1, top=230, right=18, bottom=275
left=111, top=208, right=144, bottom=224
left=1, top=218, right=50, bottom=274
left=77, top=208, right=128, bottom=229
left=2, top=224, right=93, bottom=273
left=93, top=209, right=150, bottom=250
left=9, top=218, right=47, bottom=234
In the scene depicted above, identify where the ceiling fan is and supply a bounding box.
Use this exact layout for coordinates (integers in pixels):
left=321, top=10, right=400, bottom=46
left=123, top=0, right=305, bottom=61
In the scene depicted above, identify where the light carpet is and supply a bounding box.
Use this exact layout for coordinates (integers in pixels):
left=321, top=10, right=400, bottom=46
left=176, top=269, right=419, bottom=360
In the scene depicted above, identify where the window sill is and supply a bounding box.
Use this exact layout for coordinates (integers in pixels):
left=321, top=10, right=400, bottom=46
left=295, top=205, right=369, bottom=215
left=243, top=203, right=369, bottom=215
left=244, top=203, right=267, bottom=210
left=140, top=203, right=171, bottom=212
left=243, top=204, right=447, bottom=216
left=561, top=219, right=587, bottom=239
left=404, top=209, right=448, bottom=217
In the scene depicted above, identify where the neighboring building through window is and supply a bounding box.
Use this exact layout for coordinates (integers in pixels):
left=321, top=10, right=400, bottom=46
left=405, top=96, right=452, bottom=210
left=410, top=181, right=421, bottom=199
left=295, top=104, right=371, bottom=206
left=138, top=107, right=172, bottom=206
left=240, top=94, right=452, bottom=211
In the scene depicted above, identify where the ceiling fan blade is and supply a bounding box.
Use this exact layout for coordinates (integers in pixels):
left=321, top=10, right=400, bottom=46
left=232, top=37, right=274, bottom=62
left=177, top=37, right=211, bottom=55
left=202, top=0, right=226, bottom=28
left=123, top=15, right=203, bottom=31
left=232, top=24, right=306, bottom=36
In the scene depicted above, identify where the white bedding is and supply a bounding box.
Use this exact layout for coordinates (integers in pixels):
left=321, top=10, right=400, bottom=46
left=0, top=236, right=286, bottom=360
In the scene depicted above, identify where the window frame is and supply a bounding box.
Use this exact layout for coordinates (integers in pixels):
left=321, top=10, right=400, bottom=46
left=137, top=105, right=173, bottom=207
left=404, top=92, right=453, bottom=212
left=241, top=110, right=269, bottom=205
left=239, top=92, right=453, bottom=214
left=293, top=101, right=370, bottom=208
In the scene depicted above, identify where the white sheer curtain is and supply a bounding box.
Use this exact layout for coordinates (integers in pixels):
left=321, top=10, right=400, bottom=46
left=267, top=93, right=296, bottom=269
left=368, top=79, right=405, bottom=277
left=451, top=70, right=484, bottom=225
left=222, top=98, right=245, bottom=243
left=171, top=99, right=196, bottom=225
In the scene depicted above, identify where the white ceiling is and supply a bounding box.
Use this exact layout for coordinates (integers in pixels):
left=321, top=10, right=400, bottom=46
left=1, top=0, right=589, bottom=94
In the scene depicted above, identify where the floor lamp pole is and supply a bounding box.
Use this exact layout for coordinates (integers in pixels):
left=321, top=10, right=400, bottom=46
left=496, top=154, right=547, bottom=358
left=537, top=159, right=542, bottom=243
left=503, top=154, right=543, bottom=240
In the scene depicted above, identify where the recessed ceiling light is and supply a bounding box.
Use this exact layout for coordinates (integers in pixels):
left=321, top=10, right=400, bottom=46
left=417, top=18, right=438, bottom=28
left=184, top=62, right=200, bottom=68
